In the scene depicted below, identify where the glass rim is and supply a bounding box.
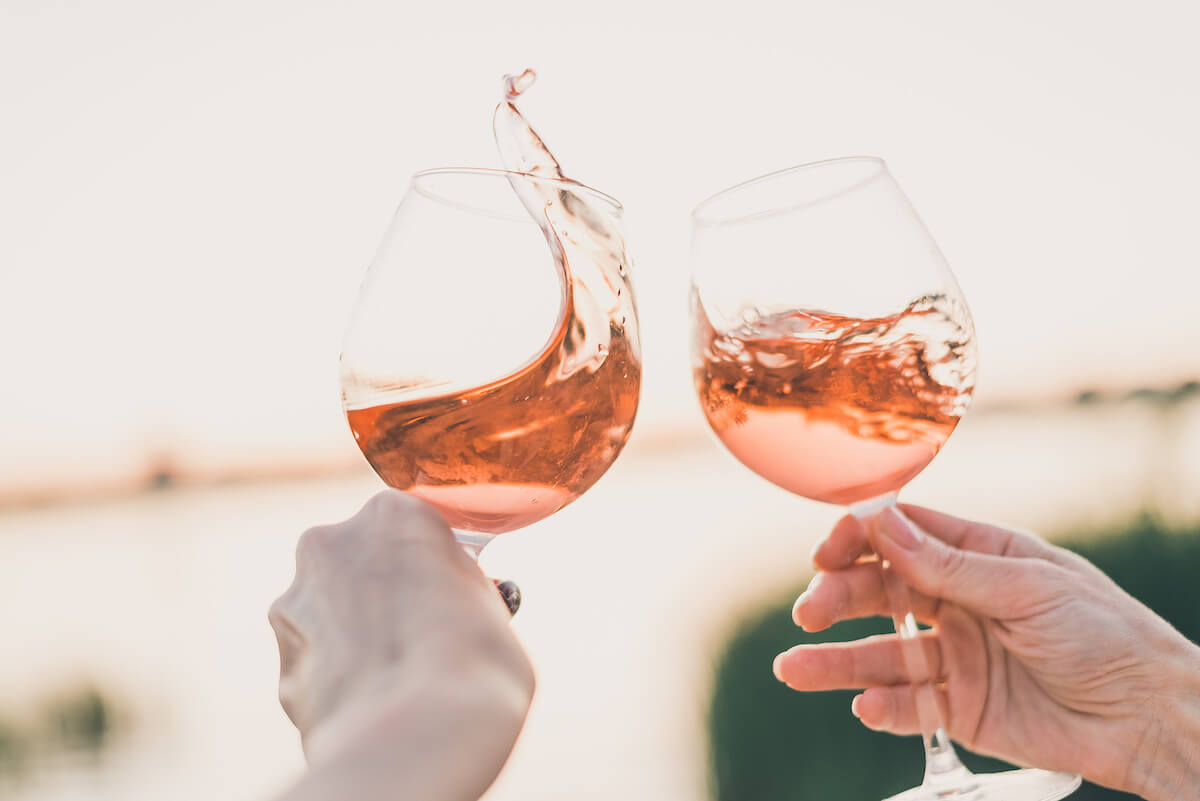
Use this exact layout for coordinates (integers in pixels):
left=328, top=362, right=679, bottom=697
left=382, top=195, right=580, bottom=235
left=691, top=156, right=888, bottom=227
left=411, top=167, right=623, bottom=220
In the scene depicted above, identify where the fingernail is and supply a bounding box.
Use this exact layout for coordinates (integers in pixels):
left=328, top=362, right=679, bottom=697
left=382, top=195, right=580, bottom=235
left=879, top=506, right=923, bottom=551
left=792, top=574, right=822, bottom=626
left=850, top=694, right=863, bottom=718
left=804, top=572, right=824, bottom=594
left=791, top=592, right=808, bottom=625
left=772, top=652, right=786, bottom=682
left=808, top=537, right=825, bottom=565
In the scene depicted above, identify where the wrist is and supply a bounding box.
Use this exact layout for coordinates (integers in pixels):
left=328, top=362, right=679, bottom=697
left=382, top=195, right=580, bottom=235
left=1130, top=638, right=1200, bottom=801
left=304, top=652, right=532, bottom=764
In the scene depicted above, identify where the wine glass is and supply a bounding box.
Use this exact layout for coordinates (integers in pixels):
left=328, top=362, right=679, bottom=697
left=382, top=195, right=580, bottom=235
left=341, top=167, right=641, bottom=614
left=689, top=157, right=1080, bottom=801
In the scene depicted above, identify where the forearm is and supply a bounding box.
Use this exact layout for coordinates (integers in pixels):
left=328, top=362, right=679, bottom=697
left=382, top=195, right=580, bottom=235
left=1129, top=640, right=1200, bottom=801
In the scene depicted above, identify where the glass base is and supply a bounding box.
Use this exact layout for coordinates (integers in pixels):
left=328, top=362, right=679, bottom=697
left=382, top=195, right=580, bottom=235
left=884, top=769, right=1081, bottom=801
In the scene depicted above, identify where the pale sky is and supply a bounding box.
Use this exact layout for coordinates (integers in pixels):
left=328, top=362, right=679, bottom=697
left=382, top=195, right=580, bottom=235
left=3, top=0, right=1198, bottom=494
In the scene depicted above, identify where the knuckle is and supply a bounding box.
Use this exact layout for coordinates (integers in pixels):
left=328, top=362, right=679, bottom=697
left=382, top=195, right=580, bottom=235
left=870, top=688, right=896, bottom=729
left=996, top=559, right=1073, bottom=616
left=363, top=488, right=422, bottom=519
left=837, top=645, right=860, bottom=683
left=1005, top=526, right=1042, bottom=556
left=363, top=488, right=406, bottom=513
left=267, top=594, right=304, bottom=660
left=824, top=574, right=851, bottom=619
left=1031, top=560, right=1077, bottom=597
left=277, top=679, right=305, bottom=728
left=267, top=596, right=288, bottom=629
left=406, top=496, right=451, bottom=531
left=361, top=490, right=448, bottom=538
left=1011, top=525, right=1046, bottom=545
left=929, top=541, right=969, bottom=594
left=1022, top=559, right=1064, bottom=589
left=1051, top=544, right=1099, bottom=575
left=940, top=543, right=968, bottom=577
left=296, top=524, right=335, bottom=560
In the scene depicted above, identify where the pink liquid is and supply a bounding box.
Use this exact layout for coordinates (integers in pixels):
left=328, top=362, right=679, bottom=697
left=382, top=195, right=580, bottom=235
left=712, top=410, right=944, bottom=505
left=693, top=296, right=974, bottom=505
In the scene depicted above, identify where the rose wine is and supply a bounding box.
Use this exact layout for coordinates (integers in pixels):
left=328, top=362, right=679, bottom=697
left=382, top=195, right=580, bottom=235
left=344, top=70, right=640, bottom=533
left=693, top=295, right=974, bottom=505
left=347, top=328, right=638, bottom=532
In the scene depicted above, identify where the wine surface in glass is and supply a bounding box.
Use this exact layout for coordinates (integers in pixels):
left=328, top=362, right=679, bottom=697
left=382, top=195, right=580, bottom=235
left=347, top=326, right=639, bottom=533
left=693, top=294, right=974, bottom=505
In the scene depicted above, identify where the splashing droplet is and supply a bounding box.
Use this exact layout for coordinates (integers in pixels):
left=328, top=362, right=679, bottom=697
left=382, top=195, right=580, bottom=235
left=503, top=68, right=537, bottom=100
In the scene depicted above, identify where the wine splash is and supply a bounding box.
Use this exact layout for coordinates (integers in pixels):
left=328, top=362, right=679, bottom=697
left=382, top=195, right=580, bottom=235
left=344, top=70, right=641, bottom=533
left=693, top=295, right=975, bottom=505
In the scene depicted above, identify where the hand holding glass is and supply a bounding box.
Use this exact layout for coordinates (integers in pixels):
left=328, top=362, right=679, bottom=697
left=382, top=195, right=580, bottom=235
left=689, top=158, right=1080, bottom=801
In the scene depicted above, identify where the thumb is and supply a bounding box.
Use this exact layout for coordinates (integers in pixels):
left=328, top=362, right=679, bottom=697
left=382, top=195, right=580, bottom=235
left=872, top=505, right=1064, bottom=621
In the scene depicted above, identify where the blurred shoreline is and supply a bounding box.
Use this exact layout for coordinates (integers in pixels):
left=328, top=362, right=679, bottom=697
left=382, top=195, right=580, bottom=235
left=3, top=378, right=1195, bottom=514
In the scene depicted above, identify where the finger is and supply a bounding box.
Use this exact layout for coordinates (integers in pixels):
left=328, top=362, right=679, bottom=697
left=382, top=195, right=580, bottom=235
left=321, top=490, right=484, bottom=592
left=793, top=564, right=940, bottom=632
left=293, top=523, right=334, bottom=581
left=851, top=684, right=951, bottom=737
left=267, top=595, right=304, bottom=649
left=359, top=490, right=460, bottom=548
left=873, top=506, right=1070, bottom=620
left=898, top=504, right=1067, bottom=564
left=357, top=492, right=502, bottom=594
left=812, top=505, right=1063, bottom=572
left=774, top=631, right=944, bottom=691
left=811, top=514, right=874, bottom=571
left=267, top=596, right=309, bottom=729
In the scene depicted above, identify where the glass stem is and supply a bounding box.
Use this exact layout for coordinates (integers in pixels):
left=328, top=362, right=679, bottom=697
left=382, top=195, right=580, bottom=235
left=455, top=530, right=496, bottom=560
left=849, top=493, right=978, bottom=795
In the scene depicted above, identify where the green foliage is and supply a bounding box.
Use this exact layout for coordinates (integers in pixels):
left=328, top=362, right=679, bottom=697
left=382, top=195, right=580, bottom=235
left=707, top=516, right=1200, bottom=801
left=0, top=683, right=126, bottom=784
left=0, top=717, right=31, bottom=778
left=41, top=685, right=114, bottom=753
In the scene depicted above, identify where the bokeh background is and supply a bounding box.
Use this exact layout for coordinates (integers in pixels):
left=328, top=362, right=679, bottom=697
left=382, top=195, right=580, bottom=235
left=2, top=1, right=1198, bottom=799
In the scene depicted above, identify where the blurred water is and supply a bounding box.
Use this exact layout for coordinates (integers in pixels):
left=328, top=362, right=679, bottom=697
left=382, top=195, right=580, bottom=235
left=0, top=400, right=1197, bottom=801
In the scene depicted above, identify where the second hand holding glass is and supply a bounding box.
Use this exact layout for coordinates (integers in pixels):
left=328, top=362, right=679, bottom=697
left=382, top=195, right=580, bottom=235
left=689, top=157, right=1080, bottom=801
